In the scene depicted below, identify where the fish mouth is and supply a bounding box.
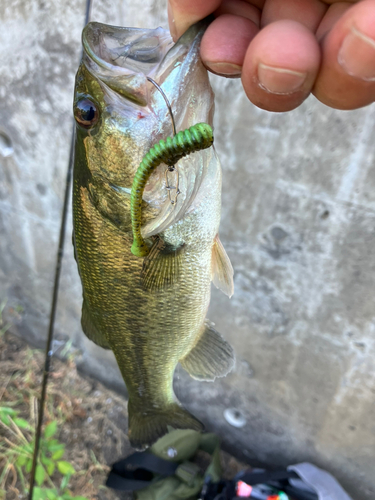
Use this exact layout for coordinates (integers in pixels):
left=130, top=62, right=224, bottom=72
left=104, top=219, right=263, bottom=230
left=82, top=23, right=173, bottom=105
left=83, top=23, right=172, bottom=75
left=82, top=21, right=210, bottom=107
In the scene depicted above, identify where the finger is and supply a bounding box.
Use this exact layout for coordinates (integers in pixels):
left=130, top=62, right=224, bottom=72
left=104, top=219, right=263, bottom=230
left=261, top=0, right=328, bottom=31
left=201, top=14, right=259, bottom=76
left=168, top=0, right=221, bottom=41
left=241, top=20, right=320, bottom=112
left=314, top=0, right=375, bottom=109
left=316, top=2, right=352, bottom=41
left=248, top=0, right=266, bottom=8
left=215, top=0, right=261, bottom=26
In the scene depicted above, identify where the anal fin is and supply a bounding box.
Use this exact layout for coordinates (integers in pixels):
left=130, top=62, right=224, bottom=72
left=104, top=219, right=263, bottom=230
left=211, top=235, right=234, bottom=298
left=141, top=237, right=183, bottom=291
left=81, top=299, right=110, bottom=349
left=180, top=320, right=235, bottom=381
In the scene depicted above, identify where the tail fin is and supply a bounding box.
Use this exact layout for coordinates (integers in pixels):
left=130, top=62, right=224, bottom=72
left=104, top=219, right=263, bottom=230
left=128, top=402, right=203, bottom=450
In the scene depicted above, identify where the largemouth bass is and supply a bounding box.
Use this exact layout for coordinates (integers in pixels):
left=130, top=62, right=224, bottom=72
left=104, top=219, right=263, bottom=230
left=72, top=20, right=235, bottom=450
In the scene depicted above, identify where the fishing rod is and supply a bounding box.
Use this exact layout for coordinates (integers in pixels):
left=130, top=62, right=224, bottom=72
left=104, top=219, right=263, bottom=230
left=27, top=0, right=93, bottom=498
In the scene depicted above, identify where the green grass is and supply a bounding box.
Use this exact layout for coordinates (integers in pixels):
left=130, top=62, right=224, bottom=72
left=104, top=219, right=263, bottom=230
left=0, top=410, right=87, bottom=499
left=0, top=299, right=107, bottom=500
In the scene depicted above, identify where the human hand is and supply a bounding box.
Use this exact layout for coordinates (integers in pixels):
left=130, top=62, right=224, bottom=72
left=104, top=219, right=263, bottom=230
left=168, top=0, right=375, bottom=111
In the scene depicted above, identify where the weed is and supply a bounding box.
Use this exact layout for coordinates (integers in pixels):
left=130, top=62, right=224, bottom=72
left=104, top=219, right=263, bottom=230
left=0, top=409, right=89, bottom=500
left=0, top=323, right=116, bottom=500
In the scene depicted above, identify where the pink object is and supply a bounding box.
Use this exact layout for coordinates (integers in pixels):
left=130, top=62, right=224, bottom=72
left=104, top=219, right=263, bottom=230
left=236, top=480, right=253, bottom=497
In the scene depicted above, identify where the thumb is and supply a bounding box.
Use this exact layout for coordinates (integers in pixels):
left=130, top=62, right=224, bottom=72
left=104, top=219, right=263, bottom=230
left=168, top=0, right=221, bottom=41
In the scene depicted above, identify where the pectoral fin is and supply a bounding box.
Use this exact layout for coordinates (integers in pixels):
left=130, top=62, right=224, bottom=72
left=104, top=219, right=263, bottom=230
left=211, top=235, right=234, bottom=298
left=180, top=320, right=235, bottom=381
left=81, top=299, right=110, bottom=349
left=141, top=237, right=183, bottom=291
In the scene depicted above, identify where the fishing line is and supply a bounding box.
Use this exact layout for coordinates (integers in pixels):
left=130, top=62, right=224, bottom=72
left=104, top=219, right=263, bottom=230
left=27, top=0, right=93, bottom=498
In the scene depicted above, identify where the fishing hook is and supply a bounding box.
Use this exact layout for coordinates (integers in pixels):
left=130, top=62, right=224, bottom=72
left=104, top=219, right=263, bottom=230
left=146, top=76, right=176, bottom=136
left=146, top=76, right=180, bottom=205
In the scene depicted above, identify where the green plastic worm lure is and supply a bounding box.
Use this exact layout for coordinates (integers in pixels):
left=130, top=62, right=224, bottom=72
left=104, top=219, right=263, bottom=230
left=130, top=123, right=214, bottom=257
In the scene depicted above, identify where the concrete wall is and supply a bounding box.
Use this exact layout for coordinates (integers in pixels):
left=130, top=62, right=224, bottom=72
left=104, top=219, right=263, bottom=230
left=1, top=1, right=374, bottom=498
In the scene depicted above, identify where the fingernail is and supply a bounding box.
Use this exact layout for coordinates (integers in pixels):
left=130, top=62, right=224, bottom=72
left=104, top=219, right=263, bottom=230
left=257, top=63, right=307, bottom=95
left=338, top=26, right=375, bottom=81
left=167, top=2, right=177, bottom=41
left=207, top=62, right=242, bottom=77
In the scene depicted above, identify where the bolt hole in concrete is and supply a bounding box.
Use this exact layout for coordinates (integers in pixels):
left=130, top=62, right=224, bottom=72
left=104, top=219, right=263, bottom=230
left=224, top=408, right=247, bottom=428
left=321, top=210, right=330, bottom=219
left=0, top=131, right=14, bottom=157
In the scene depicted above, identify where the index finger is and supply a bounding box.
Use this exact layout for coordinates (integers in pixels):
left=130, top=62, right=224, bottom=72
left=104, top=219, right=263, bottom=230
left=168, top=0, right=221, bottom=40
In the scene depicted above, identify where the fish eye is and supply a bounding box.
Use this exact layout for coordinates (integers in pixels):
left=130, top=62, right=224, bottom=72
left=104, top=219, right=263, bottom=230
left=74, top=98, right=99, bottom=128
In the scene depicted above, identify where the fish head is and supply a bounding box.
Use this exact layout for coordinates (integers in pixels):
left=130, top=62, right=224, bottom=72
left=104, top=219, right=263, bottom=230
left=73, top=20, right=217, bottom=232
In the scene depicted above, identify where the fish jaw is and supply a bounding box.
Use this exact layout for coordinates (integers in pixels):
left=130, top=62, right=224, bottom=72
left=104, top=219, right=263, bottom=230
left=82, top=23, right=173, bottom=106
left=81, top=19, right=214, bottom=125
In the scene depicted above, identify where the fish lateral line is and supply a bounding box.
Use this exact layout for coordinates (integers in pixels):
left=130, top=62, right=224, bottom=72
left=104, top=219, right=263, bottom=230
left=130, top=123, right=214, bottom=257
